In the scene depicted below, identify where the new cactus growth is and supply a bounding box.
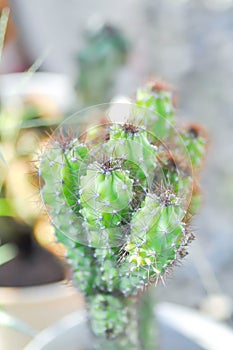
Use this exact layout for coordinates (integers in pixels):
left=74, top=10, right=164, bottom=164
left=39, top=81, right=206, bottom=349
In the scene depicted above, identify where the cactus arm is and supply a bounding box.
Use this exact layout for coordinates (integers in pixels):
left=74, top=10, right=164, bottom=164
left=135, top=81, right=175, bottom=138
left=179, top=124, right=207, bottom=170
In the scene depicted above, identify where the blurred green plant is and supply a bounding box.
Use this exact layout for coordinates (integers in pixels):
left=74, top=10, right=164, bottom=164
left=39, top=80, right=207, bottom=349
left=76, top=22, right=130, bottom=105
left=0, top=7, right=37, bottom=333
left=0, top=6, right=64, bottom=230
left=0, top=98, right=57, bottom=228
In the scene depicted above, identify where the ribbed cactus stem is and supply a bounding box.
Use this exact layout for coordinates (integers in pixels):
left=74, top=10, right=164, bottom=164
left=39, top=80, right=207, bottom=347
left=88, top=291, right=156, bottom=350
left=136, top=80, right=175, bottom=138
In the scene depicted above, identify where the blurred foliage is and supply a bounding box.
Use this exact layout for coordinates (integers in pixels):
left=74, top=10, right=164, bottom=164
left=76, top=22, right=130, bottom=105
left=0, top=147, right=7, bottom=191
left=0, top=243, right=17, bottom=266
left=0, top=92, right=64, bottom=249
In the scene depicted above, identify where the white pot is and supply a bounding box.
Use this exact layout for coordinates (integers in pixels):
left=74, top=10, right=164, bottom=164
left=24, top=302, right=233, bottom=350
left=0, top=282, right=84, bottom=350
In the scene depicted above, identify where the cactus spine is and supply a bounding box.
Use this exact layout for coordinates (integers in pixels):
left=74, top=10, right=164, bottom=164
left=39, top=81, right=206, bottom=349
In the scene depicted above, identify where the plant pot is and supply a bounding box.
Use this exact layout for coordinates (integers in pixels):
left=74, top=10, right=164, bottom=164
left=23, top=302, right=233, bottom=350
left=0, top=282, right=84, bottom=350
left=0, top=227, right=85, bottom=350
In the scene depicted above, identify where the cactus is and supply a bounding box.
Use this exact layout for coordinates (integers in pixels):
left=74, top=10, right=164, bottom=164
left=76, top=23, right=130, bottom=105
left=39, top=81, right=206, bottom=349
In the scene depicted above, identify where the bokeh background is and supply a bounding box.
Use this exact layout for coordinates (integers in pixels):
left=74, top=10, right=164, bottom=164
left=0, top=0, right=233, bottom=343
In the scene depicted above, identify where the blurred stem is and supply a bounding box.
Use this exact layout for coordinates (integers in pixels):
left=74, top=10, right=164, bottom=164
left=0, top=7, right=10, bottom=61
left=90, top=290, right=157, bottom=350
left=0, top=147, right=8, bottom=191
left=21, top=118, right=61, bottom=129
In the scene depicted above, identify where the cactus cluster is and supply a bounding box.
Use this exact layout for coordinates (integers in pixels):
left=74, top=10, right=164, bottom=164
left=39, top=81, right=206, bottom=345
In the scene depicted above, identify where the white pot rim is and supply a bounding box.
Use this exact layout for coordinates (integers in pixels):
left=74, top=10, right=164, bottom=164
left=157, top=302, right=233, bottom=350
left=0, top=280, right=78, bottom=304
left=24, top=302, right=233, bottom=350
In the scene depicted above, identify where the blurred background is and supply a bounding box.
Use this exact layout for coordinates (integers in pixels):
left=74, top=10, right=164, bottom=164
left=0, top=0, right=233, bottom=348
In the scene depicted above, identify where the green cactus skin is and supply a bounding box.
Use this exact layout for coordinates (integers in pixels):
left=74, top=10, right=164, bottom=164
left=180, top=124, right=207, bottom=170
left=39, top=81, right=207, bottom=349
left=87, top=291, right=156, bottom=350
left=136, top=80, right=175, bottom=139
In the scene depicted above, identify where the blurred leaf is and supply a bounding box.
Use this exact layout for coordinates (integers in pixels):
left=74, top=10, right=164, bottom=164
left=0, top=198, right=16, bottom=216
left=0, top=7, right=10, bottom=62
left=21, top=118, right=61, bottom=129
left=0, top=148, right=8, bottom=191
left=0, top=149, right=7, bottom=165
left=0, top=107, right=23, bottom=142
left=0, top=243, right=17, bottom=265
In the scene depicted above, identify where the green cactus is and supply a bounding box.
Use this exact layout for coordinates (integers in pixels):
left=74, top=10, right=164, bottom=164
left=136, top=80, right=175, bottom=138
left=77, top=23, right=130, bottom=105
left=39, top=81, right=206, bottom=349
